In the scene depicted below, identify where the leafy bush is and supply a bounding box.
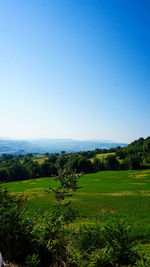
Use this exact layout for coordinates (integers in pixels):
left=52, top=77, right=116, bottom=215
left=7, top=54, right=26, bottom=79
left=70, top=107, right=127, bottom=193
left=46, top=168, right=82, bottom=266
left=88, top=248, right=114, bottom=267
left=26, top=253, right=40, bottom=267
left=0, top=185, right=54, bottom=266
left=0, top=186, right=32, bottom=261
left=74, top=222, right=139, bottom=266
left=134, top=254, right=150, bottom=267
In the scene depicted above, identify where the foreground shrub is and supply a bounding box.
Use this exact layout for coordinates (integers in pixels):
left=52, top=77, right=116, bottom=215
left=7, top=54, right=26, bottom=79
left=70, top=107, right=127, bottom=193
left=134, top=254, right=150, bottom=267
left=88, top=248, right=114, bottom=267
left=0, top=186, right=53, bottom=266
left=0, top=186, right=33, bottom=261
left=73, top=222, right=139, bottom=266
left=25, top=253, right=40, bottom=267
left=46, top=168, right=82, bottom=266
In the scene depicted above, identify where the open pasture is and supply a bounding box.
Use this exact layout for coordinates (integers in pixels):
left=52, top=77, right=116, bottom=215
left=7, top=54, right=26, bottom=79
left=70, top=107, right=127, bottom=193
left=90, top=152, right=115, bottom=162
left=32, top=156, right=48, bottom=164
left=3, top=169, right=150, bottom=240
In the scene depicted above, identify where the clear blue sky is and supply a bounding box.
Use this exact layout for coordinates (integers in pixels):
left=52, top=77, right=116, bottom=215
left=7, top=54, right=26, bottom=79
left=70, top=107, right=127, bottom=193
left=0, top=0, right=150, bottom=143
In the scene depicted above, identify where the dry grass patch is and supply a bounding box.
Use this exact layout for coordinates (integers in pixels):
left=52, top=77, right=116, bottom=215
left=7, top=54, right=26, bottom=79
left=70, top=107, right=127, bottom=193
left=33, top=157, right=48, bottom=164
left=139, top=190, right=150, bottom=196
left=102, top=191, right=136, bottom=196
left=12, top=190, right=46, bottom=199
left=99, top=208, right=115, bottom=214
left=129, top=173, right=148, bottom=179
left=135, top=174, right=148, bottom=179
left=103, top=191, right=150, bottom=196
left=76, top=191, right=136, bottom=196
left=129, top=182, right=146, bottom=185
left=26, top=187, right=45, bottom=191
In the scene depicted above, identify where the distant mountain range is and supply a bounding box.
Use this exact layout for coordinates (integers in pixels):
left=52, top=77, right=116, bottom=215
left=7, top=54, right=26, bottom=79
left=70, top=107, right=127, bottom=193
left=0, top=138, right=127, bottom=155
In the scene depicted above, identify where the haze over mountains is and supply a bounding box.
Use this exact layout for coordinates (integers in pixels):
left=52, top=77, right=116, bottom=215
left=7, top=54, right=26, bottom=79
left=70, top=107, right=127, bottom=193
left=0, top=138, right=126, bottom=155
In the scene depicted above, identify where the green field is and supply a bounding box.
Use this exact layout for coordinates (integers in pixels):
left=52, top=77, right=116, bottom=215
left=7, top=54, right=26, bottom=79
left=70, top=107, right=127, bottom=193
left=3, top=169, right=150, bottom=240
left=90, top=152, right=123, bottom=164
left=90, top=152, right=115, bottom=162
left=32, top=156, right=48, bottom=164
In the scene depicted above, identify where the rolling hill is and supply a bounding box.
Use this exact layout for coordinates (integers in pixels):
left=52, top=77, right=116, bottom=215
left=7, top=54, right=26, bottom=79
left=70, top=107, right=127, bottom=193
left=0, top=138, right=126, bottom=154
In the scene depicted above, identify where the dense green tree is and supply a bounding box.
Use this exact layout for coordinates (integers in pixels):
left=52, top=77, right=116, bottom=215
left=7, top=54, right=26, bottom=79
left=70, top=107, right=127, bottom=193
left=7, top=162, right=29, bottom=180
left=0, top=168, right=8, bottom=182
left=77, top=157, right=92, bottom=173
left=56, top=155, right=67, bottom=169
left=116, top=149, right=126, bottom=159
left=60, top=150, right=66, bottom=155
left=27, top=161, right=40, bottom=178
left=92, top=158, right=103, bottom=172
left=47, top=154, right=57, bottom=164
left=40, top=161, right=56, bottom=177
left=143, top=137, right=150, bottom=163
left=125, top=155, right=141, bottom=170
left=105, top=155, right=120, bottom=170
left=66, top=155, right=79, bottom=172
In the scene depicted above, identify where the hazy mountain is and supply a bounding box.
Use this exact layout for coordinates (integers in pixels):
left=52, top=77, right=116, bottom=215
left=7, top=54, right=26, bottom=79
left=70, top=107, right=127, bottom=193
left=0, top=138, right=126, bottom=155
left=0, top=139, right=39, bottom=155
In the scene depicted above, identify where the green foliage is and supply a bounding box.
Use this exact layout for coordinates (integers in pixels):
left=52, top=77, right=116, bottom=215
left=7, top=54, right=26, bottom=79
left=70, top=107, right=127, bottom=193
left=105, top=155, right=120, bottom=170
left=66, top=155, right=92, bottom=173
left=77, top=157, right=92, bottom=173
left=134, top=254, right=150, bottom=267
left=91, top=136, right=150, bottom=171
left=0, top=186, right=32, bottom=261
left=3, top=169, right=150, bottom=241
left=1, top=167, right=150, bottom=266
left=46, top=168, right=82, bottom=266
left=74, top=222, right=139, bottom=266
left=88, top=248, right=114, bottom=267
left=40, top=161, right=54, bottom=177
left=47, top=168, right=81, bottom=202
left=143, top=137, right=150, bottom=163
left=56, top=155, right=67, bottom=169
left=0, top=184, right=55, bottom=266
left=1, top=136, right=150, bottom=184
left=92, top=157, right=104, bottom=172
left=122, top=137, right=150, bottom=169
left=125, top=154, right=141, bottom=170
left=26, top=254, right=40, bottom=267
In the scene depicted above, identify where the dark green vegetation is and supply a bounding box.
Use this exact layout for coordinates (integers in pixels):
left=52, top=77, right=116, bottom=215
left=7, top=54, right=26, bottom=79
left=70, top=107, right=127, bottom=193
left=0, top=136, right=150, bottom=183
left=1, top=136, right=150, bottom=266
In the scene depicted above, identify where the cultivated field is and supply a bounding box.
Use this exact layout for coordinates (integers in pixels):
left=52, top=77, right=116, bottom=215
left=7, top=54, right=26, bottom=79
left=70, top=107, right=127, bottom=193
left=3, top=169, right=150, bottom=241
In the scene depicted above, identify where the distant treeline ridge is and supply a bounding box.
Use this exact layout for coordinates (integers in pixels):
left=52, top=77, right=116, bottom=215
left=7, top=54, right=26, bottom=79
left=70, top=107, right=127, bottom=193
left=0, top=136, right=150, bottom=182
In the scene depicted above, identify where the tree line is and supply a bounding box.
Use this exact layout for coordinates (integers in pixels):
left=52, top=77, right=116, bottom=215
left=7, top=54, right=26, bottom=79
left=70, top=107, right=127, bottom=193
left=0, top=136, right=150, bottom=182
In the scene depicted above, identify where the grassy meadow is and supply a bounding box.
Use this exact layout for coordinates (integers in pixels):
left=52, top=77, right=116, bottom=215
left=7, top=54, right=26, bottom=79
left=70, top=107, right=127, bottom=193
left=90, top=152, right=115, bottom=162
left=90, top=152, right=124, bottom=164
left=32, top=156, right=48, bottom=164
left=3, top=169, right=150, bottom=241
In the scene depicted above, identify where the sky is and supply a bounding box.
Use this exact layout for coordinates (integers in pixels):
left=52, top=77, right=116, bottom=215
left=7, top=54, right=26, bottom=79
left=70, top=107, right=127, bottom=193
left=0, top=0, right=150, bottom=143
